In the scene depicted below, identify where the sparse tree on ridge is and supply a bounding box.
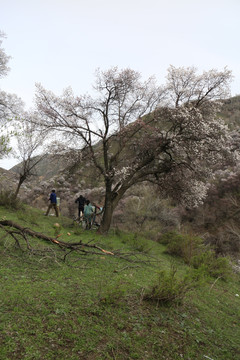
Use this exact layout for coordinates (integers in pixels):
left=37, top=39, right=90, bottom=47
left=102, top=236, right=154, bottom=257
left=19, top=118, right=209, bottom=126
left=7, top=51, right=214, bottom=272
left=35, top=66, right=235, bottom=233
left=13, top=112, right=47, bottom=198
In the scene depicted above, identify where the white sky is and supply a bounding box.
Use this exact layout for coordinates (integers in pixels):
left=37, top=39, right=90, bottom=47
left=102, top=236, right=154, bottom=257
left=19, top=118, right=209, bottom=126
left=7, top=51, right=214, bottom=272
left=0, top=0, right=240, bottom=169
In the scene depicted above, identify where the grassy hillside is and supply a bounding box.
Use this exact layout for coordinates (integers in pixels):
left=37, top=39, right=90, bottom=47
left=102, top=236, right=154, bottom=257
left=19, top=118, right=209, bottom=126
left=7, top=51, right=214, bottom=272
left=0, top=204, right=239, bottom=359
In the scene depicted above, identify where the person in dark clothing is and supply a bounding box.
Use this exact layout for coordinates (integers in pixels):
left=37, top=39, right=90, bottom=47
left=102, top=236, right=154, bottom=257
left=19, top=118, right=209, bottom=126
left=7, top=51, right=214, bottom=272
left=75, top=195, right=86, bottom=219
left=45, top=189, right=59, bottom=217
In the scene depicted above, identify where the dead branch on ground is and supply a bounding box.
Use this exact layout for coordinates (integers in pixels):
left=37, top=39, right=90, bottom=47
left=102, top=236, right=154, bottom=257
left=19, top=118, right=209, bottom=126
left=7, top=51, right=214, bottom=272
left=0, top=219, right=153, bottom=264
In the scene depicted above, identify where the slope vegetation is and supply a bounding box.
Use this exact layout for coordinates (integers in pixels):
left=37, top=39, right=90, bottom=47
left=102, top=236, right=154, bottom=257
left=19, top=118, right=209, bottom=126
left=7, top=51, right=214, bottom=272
left=0, top=204, right=239, bottom=359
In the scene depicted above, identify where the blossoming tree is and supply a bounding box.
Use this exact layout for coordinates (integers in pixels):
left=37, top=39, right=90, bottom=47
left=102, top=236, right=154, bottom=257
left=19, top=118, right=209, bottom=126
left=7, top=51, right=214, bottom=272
left=35, top=66, right=234, bottom=233
left=0, top=32, right=23, bottom=158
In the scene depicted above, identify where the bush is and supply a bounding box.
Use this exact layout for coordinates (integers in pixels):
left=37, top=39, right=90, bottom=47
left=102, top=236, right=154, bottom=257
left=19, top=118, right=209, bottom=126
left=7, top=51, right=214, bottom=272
left=159, top=231, right=203, bottom=264
left=159, top=231, right=232, bottom=280
left=129, top=233, right=151, bottom=253
left=0, top=190, right=23, bottom=210
left=115, top=186, right=181, bottom=233
left=121, top=232, right=151, bottom=253
left=191, top=250, right=231, bottom=280
left=143, top=268, right=196, bottom=305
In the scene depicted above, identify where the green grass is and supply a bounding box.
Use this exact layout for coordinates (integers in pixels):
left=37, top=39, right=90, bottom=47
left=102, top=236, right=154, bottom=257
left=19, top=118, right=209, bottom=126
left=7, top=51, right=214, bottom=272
left=0, top=205, right=239, bottom=359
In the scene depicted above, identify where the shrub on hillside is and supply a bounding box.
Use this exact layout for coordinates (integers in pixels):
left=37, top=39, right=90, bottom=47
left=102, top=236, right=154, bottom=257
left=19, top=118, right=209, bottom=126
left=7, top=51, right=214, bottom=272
left=143, top=268, right=196, bottom=305
left=0, top=190, right=23, bottom=210
left=129, top=233, right=152, bottom=253
left=191, top=250, right=231, bottom=279
left=158, top=231, right=203, bottom=264
left=208, top=227, right=240, bottom=256
left=159, top=231, right=232, bottom=279
left=120, top=232, right=151, bottom=253
left=114, top=186, right=181, bottom=233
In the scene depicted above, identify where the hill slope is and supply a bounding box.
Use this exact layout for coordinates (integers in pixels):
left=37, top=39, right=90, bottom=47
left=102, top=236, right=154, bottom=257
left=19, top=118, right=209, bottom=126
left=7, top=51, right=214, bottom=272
left=220, top=95, right=240, bottom=128
left=0, top=204, right=240, bottom=359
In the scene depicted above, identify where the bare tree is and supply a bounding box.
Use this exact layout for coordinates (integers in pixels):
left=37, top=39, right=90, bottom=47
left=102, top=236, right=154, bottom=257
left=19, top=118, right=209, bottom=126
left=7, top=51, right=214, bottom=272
left=13, top=112, right=46, bottom=198
left=35, top=66, right=234, bottom=233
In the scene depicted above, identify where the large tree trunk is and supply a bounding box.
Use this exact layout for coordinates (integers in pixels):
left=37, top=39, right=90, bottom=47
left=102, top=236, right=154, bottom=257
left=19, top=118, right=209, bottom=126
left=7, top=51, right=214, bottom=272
left=98, top=187, right=114, bottom=234
left=98, top=181, right=129, bottom=234
left=14, top=175, right=25, bottom=199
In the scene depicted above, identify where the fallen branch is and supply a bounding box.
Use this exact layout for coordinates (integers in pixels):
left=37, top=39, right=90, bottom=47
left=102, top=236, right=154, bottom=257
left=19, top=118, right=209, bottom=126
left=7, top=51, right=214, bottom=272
left=0, top=219, right=114, bottom=256
left=0, top=220, right=156, bottom=267
left=0, top=220, right=158, bottom=267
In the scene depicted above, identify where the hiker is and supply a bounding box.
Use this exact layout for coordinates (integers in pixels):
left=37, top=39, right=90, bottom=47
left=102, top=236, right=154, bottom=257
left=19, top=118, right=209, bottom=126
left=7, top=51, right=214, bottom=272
left=75, top=194, right=86, bottom=219
left=45, top=189, right=59, bottom=217
left=92, top=203, right=102, bottom=227
left=84, top=200, right=94, bottom=229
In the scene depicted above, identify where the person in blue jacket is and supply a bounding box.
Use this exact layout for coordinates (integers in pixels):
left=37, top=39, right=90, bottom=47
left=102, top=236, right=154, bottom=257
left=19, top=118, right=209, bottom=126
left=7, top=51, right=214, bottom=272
left=45, top=189, right=59, bottom=217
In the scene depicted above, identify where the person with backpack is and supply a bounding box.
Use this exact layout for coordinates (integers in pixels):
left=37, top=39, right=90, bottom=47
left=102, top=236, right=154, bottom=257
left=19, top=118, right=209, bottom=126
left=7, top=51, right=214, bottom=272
left=45, top=189, right=59, bottom=217
left=75, top=194, right=86, bottom=220
left=83, top=200, right=94, bottom=229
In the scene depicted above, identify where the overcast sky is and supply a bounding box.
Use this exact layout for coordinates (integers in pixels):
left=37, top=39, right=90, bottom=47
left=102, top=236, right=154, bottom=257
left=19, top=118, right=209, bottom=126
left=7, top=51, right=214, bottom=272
left=0, top=0, right=240, bottom=169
